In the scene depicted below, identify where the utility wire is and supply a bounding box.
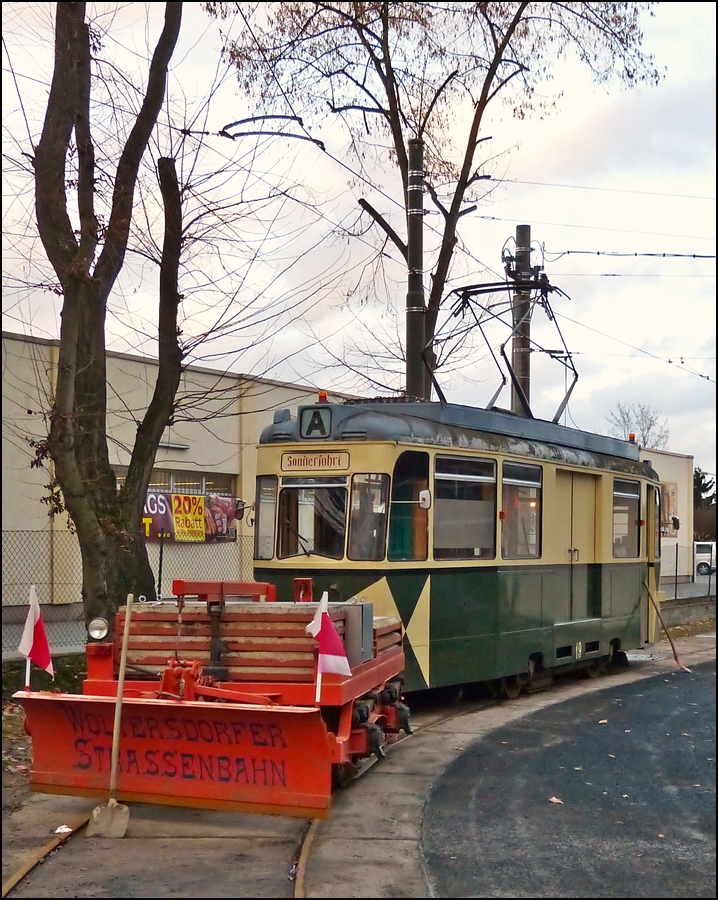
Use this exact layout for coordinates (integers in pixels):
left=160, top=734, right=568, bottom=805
left=235, top=6, right=505, bottom=281
left=487, top=177, right=715, bottom=201
left=207, top=12, right=717, bottom=392
left=545, top=274, right=715, bottom=278
left=555, top=311, right=716, bottom=384
left=543, top=249, right=715, bottom=261
left=476, top=214, right=716, bottom=242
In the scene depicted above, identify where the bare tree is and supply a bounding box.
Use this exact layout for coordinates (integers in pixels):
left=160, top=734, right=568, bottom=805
left=5, top=3, right=335, bottom=625
left=206, top=1, right=660, bottom=396
left=605, top=401, right=670, bottom=449
left=23, top=2, right=182, bottom=626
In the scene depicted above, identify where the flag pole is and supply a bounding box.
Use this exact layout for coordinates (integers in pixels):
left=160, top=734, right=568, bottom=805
left=314, top=668, right=322, bottom=704
left=24, top=658, right=31, bottom=691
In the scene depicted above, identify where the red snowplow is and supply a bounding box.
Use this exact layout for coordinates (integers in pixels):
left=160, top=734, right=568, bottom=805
left=15, top=580, right=408, bottom=818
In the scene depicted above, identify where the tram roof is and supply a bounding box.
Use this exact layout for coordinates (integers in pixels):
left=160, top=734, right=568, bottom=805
left=261, top=399, right=653, bottom=470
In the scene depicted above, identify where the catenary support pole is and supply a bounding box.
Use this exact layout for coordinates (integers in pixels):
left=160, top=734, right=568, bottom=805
left=511, top=224, right=532, bottom=416
left=406, top=138, right=426, bottom=399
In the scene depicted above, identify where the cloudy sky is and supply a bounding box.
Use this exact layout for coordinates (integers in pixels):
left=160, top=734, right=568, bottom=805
left=2, top=2, right=715, bottom=476
left=460, top=2, right=716, bottom=478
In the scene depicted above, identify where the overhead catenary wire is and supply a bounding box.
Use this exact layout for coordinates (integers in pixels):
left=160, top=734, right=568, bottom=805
left=476, top=215, right=716, bottom=242
left=542, top=249, right=715, bottom=261
left=485, top=177, right=715, bottom=202
left=554, top=311, right=716, bottom=384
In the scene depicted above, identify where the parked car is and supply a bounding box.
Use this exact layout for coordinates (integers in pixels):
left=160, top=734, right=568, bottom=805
left=695, top=541, right=716, bottom=576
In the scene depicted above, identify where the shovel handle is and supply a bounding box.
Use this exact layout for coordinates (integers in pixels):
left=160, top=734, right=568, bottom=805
left=109, top=593, right=134, bottom=799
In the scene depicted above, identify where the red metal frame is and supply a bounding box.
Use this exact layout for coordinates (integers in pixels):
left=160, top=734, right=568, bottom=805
left=17, top=581, right=406, bottom=817
left=172, top=579, right=277, bottom=603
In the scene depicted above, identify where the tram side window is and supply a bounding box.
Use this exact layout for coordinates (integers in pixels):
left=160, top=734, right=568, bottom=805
left=652, top=485, right=661, bottom=558
left=254, top=475, right=277, bottom=560
left=388, top=451, right=429, bottom=561
left=501, top=463, right=542, bottom=559
left=434, top=457, right=496, bottom=559
left=613, top=479, right=641, bottom=558
left=348, top=474, right=390, bottom=560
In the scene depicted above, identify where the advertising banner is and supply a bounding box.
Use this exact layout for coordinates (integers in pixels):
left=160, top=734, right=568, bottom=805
left=142, top=493, right=240, bottom=543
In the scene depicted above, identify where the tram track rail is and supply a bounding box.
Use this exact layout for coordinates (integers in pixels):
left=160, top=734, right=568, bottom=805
left=2, top=688, right=487, bottom=898
left=289, top=652, right=707, bottom=899
left=3, top=636, right=714, bottom=900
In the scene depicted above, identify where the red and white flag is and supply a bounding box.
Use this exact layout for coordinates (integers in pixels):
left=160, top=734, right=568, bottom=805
left=18, top=585, right=54, bottom=679
left=305, top=591, right=352, bottom=677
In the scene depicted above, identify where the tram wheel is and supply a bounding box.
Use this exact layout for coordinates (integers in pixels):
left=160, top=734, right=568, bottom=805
left=500, top=675, right=523, bottom=700
left=332, top=762, right=358, bottom=791
left=582, top=660, right=602, bottom=679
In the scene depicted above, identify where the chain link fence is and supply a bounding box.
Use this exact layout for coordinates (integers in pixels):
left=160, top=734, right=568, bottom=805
left=661, top=541, right=707, bottom=598
left=2, top=530, right=254, bottom=656
left=2, top=531, right=712, bottom=657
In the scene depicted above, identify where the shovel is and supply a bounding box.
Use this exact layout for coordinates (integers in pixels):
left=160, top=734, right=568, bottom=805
left=86, top=593, right=134, bottom=838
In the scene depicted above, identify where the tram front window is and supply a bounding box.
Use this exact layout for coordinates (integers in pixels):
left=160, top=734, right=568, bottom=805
left=278, top=477, right=347, bottom=559
left=255, top=475, right=278, bottom=560
left=348, top=474, right=389, bottom=560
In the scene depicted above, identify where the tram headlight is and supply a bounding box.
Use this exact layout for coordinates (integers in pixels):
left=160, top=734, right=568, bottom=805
left=88, top=617, right=110, bottom=641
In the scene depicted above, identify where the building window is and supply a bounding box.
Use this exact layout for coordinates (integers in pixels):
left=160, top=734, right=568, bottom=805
left=114, top=468, right=236, bottom=498
left=171, top=470, right=204, bottom=494
left=205, top=474, right=236, bottom=496
left=148, top=470, right=172, bottom=492
left=434, top=456, right=496, bottom=560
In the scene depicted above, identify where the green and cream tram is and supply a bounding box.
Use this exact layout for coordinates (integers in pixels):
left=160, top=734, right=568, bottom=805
left=253, top=398, right=662, bottom=695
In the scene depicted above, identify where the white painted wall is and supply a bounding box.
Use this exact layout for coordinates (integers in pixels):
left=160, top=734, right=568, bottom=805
left=2, top=330, right=350, bottom=604
left=639, top=446, right=695, bottom=580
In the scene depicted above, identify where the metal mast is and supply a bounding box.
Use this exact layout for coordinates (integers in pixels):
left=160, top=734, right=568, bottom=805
left=405, top=138, right=426, bottom=399
left=511, top=224, right=532, bottom=416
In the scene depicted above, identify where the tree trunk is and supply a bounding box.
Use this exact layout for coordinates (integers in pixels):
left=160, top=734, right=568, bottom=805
left=35, top=2, right=183, bottom=627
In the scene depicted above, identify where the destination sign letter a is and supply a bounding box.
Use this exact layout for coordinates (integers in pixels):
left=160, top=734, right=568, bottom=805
left=300, top=408, right=331, bottom=438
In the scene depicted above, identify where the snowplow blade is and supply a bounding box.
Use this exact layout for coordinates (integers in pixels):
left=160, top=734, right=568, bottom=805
left=16, top=691, right=335, bottom=818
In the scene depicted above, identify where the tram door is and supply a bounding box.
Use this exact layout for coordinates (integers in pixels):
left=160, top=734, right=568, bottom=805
left=556, top=471, right=599, bottom=620
left=645, top=484, right=661, bottom=642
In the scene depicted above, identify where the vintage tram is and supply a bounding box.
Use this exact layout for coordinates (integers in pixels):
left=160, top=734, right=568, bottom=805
left=253, top=396, right=663, bottom=696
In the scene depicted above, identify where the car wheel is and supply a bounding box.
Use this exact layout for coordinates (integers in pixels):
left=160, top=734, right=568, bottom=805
left=697, top=562, right=711, bottom=576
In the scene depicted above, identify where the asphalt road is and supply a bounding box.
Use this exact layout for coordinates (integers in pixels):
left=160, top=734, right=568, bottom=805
left=423, top=661, right=716, bottom=898
left=3, top=633, right=715, bottom=899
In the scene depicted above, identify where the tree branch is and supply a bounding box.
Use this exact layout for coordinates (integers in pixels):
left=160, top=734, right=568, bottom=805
left=73, top=15, right=98, bottom=266
left=358, top=197, right=407, bottom=261
left=34, top=2, right=82, bottom=280
left=419, top=68, right=459, bottom=136
left=94, top=2, right=182, bottom=289
left=123, top=156, right=184, bottom=526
